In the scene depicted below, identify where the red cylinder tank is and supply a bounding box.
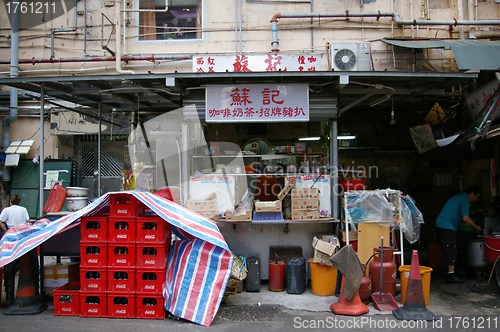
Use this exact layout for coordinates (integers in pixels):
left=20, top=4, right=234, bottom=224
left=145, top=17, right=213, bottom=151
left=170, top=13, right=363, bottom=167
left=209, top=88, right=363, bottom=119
left=269, top=260, right=285, bottom=292
left=359, top=264, right=372, bottom=303
left=368, top=246, right=397, bottom=296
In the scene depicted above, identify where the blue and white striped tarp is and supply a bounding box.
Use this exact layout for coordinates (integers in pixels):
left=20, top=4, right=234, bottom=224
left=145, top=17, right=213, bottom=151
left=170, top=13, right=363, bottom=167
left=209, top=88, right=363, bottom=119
left=0, top=191, right=233, bottom=327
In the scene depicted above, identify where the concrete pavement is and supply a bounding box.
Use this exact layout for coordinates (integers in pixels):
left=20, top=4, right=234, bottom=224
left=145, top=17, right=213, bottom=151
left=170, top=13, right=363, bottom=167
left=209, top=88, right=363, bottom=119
left=1, top=269, right=499, bottom=332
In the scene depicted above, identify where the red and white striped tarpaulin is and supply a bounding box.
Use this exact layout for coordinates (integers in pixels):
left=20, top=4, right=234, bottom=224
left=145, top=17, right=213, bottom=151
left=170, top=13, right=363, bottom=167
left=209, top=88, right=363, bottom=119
left=0, top=191, right=233, bottom=327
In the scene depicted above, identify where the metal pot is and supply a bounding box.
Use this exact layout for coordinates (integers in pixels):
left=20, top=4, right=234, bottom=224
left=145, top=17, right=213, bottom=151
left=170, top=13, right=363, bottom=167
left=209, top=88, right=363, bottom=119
left=66, top=187, right=89, bottom=197
left=66, top=197, right=88, bottom=211
left=466, top=239, right=488, bottom=268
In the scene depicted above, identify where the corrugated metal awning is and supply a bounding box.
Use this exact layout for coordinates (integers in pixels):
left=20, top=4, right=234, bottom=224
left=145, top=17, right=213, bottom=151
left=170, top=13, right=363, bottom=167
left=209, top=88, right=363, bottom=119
left=381, top=38, right=500, bottom=71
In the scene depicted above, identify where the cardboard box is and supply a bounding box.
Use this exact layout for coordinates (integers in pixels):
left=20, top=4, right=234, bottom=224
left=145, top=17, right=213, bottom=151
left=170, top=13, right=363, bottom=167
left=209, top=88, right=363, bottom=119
left=226, top=210, right=252, bottom=222
left=312, top=236, right=339, bottom=266
left=196, top=211, right=220, bottom=220
left=291, top=188, right=320, bottom=200
left=292, top=210, right=320, bottom=221
left=291, top=198, right=319, bottom=210
left=185, top=199, right=217, bottom=212
left=277, top=177, right=297, bottom=200
left=44, top=262, right=80, bottom=288
left=341, top=230, right=358, bottom=242
left=255, top=200, right=282, bottom=212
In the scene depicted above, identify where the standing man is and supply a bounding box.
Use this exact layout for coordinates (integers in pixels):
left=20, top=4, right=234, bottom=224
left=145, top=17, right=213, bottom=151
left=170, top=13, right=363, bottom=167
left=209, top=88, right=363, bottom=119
left=435, top=185, right=482, bottom=283
left=0, top=194, right=32, bottom=302
left=0, top=194, right=30, bottom=232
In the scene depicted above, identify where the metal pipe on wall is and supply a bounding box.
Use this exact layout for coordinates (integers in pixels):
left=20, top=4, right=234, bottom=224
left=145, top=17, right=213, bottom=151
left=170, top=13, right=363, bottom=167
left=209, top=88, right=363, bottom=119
left=39, top=84, right=45, bottom=218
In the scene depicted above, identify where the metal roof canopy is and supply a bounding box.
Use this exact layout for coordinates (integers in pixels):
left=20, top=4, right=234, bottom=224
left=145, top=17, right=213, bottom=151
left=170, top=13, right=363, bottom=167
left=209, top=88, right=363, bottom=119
left=381, top=38, right=500, bottom=71
left=0, top=71, right=478, bottom=123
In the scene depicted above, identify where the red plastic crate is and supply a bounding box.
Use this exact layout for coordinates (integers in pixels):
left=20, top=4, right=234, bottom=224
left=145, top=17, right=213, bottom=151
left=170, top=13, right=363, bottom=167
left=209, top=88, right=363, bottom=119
left=80, top=243, right=108, bottom=268
left=136, top=216, right=171, bottom=244
left=109, top=194, right=142, bottom=217
left=107, top=244, right=136, bottom=268
left=136, top=268, right=166, bottom=294
left=107, top=268, right=136, bottom=293
left=53, top=282, right=80, bottom=316
left=80, top=216, right=108, bottom=243
left=136, top=244, right=167, bottom=269
left=108, top=217, right=136, bottom=243
left=80, top=267, right=107, bottom=292
left=107, top=293, right=136, bottom=318
left=136, top=295, right=165, bottom=319
left=79, top=292, right=107, bottom=317
left=43, top=183, right=67, bottom=214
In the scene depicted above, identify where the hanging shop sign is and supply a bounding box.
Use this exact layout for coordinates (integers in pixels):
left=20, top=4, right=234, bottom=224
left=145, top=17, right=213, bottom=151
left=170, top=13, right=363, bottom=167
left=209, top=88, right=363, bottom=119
left=193, top=54, right=321, bottom=73
left=205, top=83, right=309, bottom=123
left=466, top=79, right=500, bottom=123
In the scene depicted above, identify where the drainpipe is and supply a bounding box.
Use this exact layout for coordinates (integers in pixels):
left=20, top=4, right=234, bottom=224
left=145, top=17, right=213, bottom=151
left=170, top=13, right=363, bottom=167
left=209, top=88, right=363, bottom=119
left=2, top=7, right=20, bottom=181
left=457, top=0, right=465, bottom=39
left=116, top=0, right=134, bottom=74
left=51, top=0, right=78, bottom=58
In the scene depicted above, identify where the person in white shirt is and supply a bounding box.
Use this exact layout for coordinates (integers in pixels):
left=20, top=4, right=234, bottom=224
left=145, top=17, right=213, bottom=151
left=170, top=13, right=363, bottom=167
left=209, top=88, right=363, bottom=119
left=0, top=194, right=30, bottom=232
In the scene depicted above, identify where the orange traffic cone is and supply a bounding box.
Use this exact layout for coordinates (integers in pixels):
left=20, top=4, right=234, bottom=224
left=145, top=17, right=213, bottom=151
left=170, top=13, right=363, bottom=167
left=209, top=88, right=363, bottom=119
left=330, top=275, right=369, bottom=316
left=392, top=250, right=437, bottom=321
left=4, top=252, right=47, bottom=315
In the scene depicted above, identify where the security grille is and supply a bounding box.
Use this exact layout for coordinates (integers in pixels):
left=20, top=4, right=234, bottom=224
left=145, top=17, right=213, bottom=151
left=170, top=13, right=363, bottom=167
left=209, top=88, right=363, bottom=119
left=81, top=143, right=124, bottom=178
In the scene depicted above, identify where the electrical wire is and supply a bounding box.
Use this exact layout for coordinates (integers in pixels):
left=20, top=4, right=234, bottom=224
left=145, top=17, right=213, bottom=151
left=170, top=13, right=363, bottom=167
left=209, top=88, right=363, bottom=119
left=470, top=255, right=500, bottom=293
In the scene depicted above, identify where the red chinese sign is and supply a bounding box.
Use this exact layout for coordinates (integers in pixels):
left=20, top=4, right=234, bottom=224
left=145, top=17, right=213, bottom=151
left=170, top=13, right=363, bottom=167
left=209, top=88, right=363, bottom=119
left=205, top=84, right=309, bottom=122
left=194, top=54, right=322, bottom=73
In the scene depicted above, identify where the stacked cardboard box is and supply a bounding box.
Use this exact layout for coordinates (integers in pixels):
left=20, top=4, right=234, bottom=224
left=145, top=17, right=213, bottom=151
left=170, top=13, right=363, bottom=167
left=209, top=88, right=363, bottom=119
left=291, top=188, right=321, bottom=221
left=185, top=192, right=219, bottom=220
left=254, top=177, right=296, bottom=212
left=311, top=236, right=339, bottom=266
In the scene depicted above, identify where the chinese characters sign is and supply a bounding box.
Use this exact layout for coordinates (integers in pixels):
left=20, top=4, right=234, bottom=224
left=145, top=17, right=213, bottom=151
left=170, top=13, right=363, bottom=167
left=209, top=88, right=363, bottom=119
left=466, top=80, right=500, bottom=125
left=206, top=84, right=309, bottom=123
left=193, top=54, right=322, bottom=73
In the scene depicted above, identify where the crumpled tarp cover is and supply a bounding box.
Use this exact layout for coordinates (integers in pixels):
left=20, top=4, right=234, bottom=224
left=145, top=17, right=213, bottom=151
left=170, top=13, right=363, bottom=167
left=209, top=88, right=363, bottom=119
left=329, top=244, right=363, bottom=301
left=343, top=190, right=424, bottom=244
left=0, top=191, right=233, bottom=327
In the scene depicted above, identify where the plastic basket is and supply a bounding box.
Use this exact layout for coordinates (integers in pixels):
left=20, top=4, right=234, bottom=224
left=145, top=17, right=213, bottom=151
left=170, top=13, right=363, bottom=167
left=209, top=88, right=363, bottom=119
left=136, top=216, right=170, bottom=244
left=43, top=183, right=67, bottom=213
left=107, top=268, right=136, bottom=293
left=80, top=217, right=108, bottom=243
left=53, top=282, right=80, bottom=316
left=136, top=268, right=166, bottom=294
left=107, top=293, right=136, bottom=318
left=79, top=292, right=107, bottom=317
left=109, top=194, right=141, bottom=217
left=108, top=244, right=136, bottom=268
left=136, top=295, right=165, bottom=319
left=80, top=268, right=107, bottom=292
left=252, top=211, right=284, bottom=222
left=136, top=244, right=168, bottom=269
left=108, top=217, right=136, bottom=243
left=80, top=243, right=108, bottom=268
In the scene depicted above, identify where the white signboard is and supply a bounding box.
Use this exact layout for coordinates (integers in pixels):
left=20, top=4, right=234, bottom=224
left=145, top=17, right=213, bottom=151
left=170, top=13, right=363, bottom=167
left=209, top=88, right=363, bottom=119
left=466, top=80, right=500, bottom=123
left=205, top=84, right=309, bottom=123
left=193, top=54, right=322, bottom=73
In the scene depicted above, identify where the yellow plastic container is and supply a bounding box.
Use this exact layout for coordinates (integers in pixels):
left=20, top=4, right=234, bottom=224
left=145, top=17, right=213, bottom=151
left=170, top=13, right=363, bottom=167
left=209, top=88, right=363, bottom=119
left=399, top=265, right=433, bottom=306
left=308, top=258, right=337, bottom=296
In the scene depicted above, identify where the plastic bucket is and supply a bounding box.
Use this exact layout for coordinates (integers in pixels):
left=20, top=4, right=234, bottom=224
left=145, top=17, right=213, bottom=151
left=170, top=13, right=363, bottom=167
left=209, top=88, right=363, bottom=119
left=484, top=236, right=500, bottom=263
left=339, top=180, right=366, bottom=191
left=427, top=243, right=443, bottom=273
left=399, top=265, right=432, bottom=306
left=308, top=258, right=337, bottom=296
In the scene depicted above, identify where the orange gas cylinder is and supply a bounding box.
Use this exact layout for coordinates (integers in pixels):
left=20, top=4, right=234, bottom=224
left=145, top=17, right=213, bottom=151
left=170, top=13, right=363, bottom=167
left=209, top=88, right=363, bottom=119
left=269, top=260, right=285, bottom=292
left=368, top=246, right=397, bottom=296
left=359, top=264, right=372, bottom=303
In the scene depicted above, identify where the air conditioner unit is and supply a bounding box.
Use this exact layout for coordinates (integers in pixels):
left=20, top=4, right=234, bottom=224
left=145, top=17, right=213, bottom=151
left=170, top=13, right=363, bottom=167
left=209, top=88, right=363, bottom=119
left=331, top=42, right=371, bottom=71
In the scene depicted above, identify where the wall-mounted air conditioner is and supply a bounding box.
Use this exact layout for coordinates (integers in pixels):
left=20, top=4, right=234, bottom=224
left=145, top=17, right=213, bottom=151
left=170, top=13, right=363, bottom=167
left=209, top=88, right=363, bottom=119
left=331, top=42, right=371, bottom=71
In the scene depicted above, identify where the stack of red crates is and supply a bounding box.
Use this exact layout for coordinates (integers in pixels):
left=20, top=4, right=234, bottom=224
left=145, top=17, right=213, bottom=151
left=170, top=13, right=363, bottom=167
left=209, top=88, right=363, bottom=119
left=78, top=193, right=171, bottom=319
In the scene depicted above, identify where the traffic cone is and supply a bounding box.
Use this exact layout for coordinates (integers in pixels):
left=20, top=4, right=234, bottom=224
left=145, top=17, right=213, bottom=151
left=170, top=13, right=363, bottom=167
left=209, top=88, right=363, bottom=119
left=392, top=250, right=437, bottom=321
left=330, top=275, right=369, bottom=316
left=4, top=252, right=47, bottom=315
